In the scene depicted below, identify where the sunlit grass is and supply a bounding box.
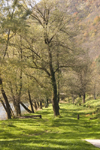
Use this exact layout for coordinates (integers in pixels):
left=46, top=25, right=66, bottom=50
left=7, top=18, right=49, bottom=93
left=85, top=98, right=100, bottom=107
left=0, top=103, right=100, bottom=149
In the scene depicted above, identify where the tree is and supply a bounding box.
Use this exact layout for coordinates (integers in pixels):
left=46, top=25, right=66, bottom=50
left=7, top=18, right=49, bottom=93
left=73, top=52, right=92, bottom=103
left=0, top=0, right=16, bottom=119
left=0, top=0, right=29, bottom=117
left=17, top=0, right=78, bottom=116
left=0, top=0, right=85, bottom=118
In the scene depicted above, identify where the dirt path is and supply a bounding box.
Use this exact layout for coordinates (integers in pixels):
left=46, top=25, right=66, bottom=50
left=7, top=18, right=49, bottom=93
left=85, top=140, right=100, bottom=148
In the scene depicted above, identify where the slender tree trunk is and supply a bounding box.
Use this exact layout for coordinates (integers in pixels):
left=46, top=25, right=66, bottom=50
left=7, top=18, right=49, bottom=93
left=14, top=37, right=23, bottom=117
left=79, top=94, right=81, bottom=98
left=0, top=98, right=14, bottom=118
left=37, top=101, right=39, bottom=108
left=28, top=89, right=34, bottom=113
left=9, top=82, right=18, bottom=117
left=82, top=92, right=85, bottom=103
left=34, top=101, right=37, bottom=110
left=45, top=98, right=49, bottom=108
left=68, top=97, right=70, bottom=103
left=20, top=102, right=33, bottom=113
left=39, top=100, right=42, bottom=109
left=57, top=42, right=60, bottom=104
left=0, top=78, right=11, bottom=119
left=94, top=92, right=96, bottom=100
left=72, top=94, right=75, bottom=104
left=93, top=85, right=96, bottom=100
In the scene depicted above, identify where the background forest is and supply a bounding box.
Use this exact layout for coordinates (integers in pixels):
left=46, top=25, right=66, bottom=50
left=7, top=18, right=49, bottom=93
left=0, top=0, right=100, bottom=119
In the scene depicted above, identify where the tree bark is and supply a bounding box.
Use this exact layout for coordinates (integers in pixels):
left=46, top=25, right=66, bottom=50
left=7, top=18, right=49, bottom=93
left=57, top=41, right=60, bottom=104
left=14, top=97, right=21, bottom=116
left=39, top=100, right=42, bottom=109
left=28, top=89, right=34, bottom=113
left=48, top=46, right=60, bottom=116
left=9, top=82, right=20, bottom=117
left=20, top=102, right=34, bottom=113
left=0, top=78, right=12, bottom=119
left=50, top=65, right=60, bottom=116
left=94, top=92, right=96, bottom=100
left=34, top=101, right=37, bottom=110
left=51, top=74, right=60, bottom=116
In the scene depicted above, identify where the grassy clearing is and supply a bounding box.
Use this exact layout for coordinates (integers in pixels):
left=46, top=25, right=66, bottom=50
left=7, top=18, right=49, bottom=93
left=0, top=103, right=100, bottom=150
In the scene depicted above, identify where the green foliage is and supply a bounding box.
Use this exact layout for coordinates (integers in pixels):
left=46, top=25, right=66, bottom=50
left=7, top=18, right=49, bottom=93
left=12, top=0, right=18, bottom=8
left=0, top=0, right=100, bottom=118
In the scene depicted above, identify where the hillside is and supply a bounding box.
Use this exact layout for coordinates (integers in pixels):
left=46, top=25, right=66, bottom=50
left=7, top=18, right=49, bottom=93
left=60, top=0, right=100, bottom=58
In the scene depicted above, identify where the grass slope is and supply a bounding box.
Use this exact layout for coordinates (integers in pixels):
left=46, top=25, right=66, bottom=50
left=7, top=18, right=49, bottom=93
left=0, top=103, right=100, bottom=150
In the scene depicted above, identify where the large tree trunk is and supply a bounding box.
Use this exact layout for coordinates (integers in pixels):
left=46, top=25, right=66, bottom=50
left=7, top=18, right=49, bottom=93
left=10, top=89, right=21, bottom=117
left=0, top=78, right=12, bottom=119
left=48, top=47, right=60, bottom=116
left=14, top=95, right=21, bottom=116
left=51, top=65, right=60, bottom=116
left=51, top=73, right=59, bottom=116
left=44, top=13, right=60, bottom=116
left=28, top=89, right=34, bottom=113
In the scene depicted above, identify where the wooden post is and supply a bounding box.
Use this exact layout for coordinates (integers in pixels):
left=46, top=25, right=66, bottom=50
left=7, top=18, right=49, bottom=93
left=77, top=114, right=79, bottom=120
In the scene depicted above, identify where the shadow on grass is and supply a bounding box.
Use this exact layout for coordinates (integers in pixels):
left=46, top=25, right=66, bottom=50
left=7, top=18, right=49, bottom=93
left=0, top=139, right=99, bottom=150
left=0, top=103, right=100, bottom=150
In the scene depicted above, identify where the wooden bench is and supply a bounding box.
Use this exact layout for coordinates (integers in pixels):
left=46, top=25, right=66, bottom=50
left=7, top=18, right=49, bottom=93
left=18, top=115, right=42, bottom=119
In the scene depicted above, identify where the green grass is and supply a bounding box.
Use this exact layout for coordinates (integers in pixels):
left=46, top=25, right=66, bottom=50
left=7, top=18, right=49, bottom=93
left=0, top=103, right=100, bottom=150
left=85, top=98, right=100, bottom=107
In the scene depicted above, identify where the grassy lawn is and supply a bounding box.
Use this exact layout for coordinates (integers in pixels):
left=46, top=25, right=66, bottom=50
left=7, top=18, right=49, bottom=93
left=0, top=103, right=100, bottom=150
